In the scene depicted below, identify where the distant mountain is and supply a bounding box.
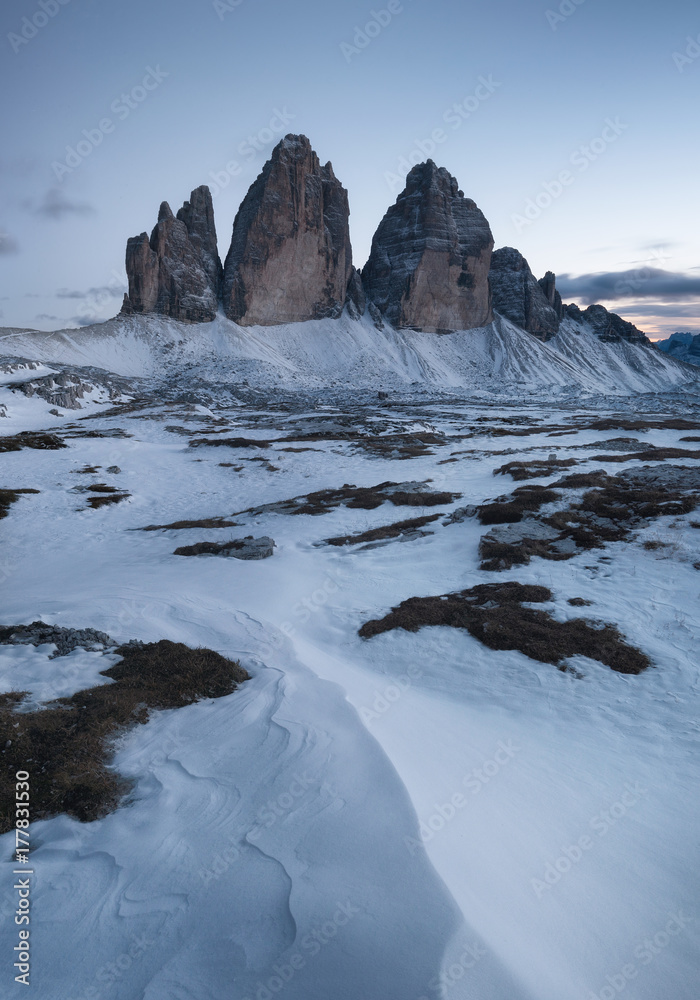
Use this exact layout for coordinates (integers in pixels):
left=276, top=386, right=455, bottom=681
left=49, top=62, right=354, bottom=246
left=4, top=133, right=694, bottom=401
left=656, top=332, right=700, bottom=366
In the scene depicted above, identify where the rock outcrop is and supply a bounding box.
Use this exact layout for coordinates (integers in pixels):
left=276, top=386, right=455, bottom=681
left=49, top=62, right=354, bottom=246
left=564, top=303, right=649, bottom=343
left=537, top=271, right=563, bottom=321
left=362, top=161, right=494, bottom=333
left=489, top=248, right=561, bottom=340
left=222, top=135, right=353, bottom=326
left=122, top=186, right=220, bottom=323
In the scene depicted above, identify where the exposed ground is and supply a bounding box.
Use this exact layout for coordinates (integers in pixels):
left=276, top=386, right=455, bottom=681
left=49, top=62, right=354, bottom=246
left=359, top=581, right=650, bottom=675
left=0, top=635, right=248, bottom=830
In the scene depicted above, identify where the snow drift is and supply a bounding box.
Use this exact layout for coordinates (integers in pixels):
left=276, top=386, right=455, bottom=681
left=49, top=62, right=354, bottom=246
left=1, top=310, right=697, bottom=398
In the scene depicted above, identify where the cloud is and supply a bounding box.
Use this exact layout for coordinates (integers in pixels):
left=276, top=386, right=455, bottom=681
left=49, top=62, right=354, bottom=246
left=558, top=268, right=700, bottom=304
left=71, top=314, right=102, bottom=327
left=35, top=313, right=60, bottom=321
left=31, top=188, right=95, bottom=220
left=615, top=301, right=700, bottom=319
left=0, top=231, right=19, bottom=254
left=56, top=284, right=126, bottom=300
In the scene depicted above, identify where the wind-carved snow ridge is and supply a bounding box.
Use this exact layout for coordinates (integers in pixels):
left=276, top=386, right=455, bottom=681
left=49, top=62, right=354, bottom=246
left=0, top=309, right=696, bottom=397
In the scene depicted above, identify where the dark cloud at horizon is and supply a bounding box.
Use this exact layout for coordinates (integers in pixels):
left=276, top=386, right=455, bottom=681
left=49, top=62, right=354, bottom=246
left=558, top=269, right=700, bottom=305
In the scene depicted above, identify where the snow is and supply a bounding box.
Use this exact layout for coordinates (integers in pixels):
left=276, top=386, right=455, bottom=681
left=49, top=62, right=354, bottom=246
left=0, top=323, right=699, bottom=999
left=0, top=309, right=696, bottom=397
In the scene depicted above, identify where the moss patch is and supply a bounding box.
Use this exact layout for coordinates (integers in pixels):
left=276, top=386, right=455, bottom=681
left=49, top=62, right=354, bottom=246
left=0, top=488, right=39, bottom=520
left=325, top=514, right=441, bottom=546
left=359, top=582, right=650, bottom=675
left=0, top=639, right=248, bottom=831
left=0, top=431, right=66, bottom=452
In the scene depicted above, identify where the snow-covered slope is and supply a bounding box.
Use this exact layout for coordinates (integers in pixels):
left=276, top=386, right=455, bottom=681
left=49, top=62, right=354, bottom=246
left=0, top=310, right=696, bottom=397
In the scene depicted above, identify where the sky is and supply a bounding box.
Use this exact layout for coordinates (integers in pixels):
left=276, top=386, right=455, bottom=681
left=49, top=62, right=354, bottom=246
left=0, top=0, right=698, bottom=339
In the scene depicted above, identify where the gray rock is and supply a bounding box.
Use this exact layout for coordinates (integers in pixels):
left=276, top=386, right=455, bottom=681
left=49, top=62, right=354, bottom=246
left=223, top=135, right=353, bottom=326
left=537, top=271, right=563, bottom=320
left=563, top=303, right=649, bottom=343
left=443, top=505, right=478, bottom=524
left=345, top=266, right=366, bottom=319
left=122, top=186, right=221, bottom=323
left=0, top=622, right=114, bottom=658
left=489, top=248, right=561, bottom=340
left=105, top=466, right=121, bottom=474
left=174, top=536, right=276, bottom=560
left=482, top=518, right=561, bottom=544
left=362, top=160, right=494, bottom=333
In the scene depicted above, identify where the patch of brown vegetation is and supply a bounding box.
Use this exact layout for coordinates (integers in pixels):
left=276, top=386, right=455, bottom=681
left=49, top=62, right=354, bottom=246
left=680, top=436, right=700, bottom=443
left=643, top=540, right=670, bottom=551
left=494, top=458, right=578, bottom=481
left=0, top=488, right=39, bottom=520
left=350, top=432, right=445, bottom=460
left=239, top=482, right=461, bottom=517
left=140, top=518, right=240, bottom=531
left=552, top=471, right=611, bottom=488
left=0, top=640, right=248, bottom=831
left=478, top=485, right=560, bottom=524
left=584, top=417, right=700, bottom=432
left=568, top=598, right=592, bottom=606
left=478, top=466, right=700, bottom=571
left=359, top=582, right=649, bottom=675
left=0, top=431, right=66, bottom=452
left=189, top=437, right=271, bottom=449
left=86, top=493, right=131, bottom=509
left=325, top=514, right=441, bottom=546
left=75, top=465, right=100, bottom=474
left=589, top=448, right=700, bottom=463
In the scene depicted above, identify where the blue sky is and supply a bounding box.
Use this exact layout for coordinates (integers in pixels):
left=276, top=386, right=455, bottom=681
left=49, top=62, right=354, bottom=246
left=1, top=0, right=698, bottom=337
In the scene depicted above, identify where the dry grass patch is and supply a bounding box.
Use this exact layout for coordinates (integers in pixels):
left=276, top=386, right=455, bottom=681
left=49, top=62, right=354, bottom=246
left=495, top=458, right=578, bottom=481
left=0, top=488, right=39, bottom=520
left=359, top=582, right=649, bottom=675
left=0, top=639, right=248, bottom=831
left=0, top=431, right=66, bottom=452
left=478, top=485, right=560, bottom=525
left=325, top=514, right=441, bottom=546
left=239, top=482, right=461, bottom=517
left=140, top=518, right=240, bottom=532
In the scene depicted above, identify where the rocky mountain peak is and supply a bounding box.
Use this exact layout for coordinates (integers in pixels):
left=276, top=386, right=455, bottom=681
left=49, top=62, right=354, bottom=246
left=222, top=133, right=353, bottom=326
left=122, top=187, right=221, bottom=323
left=362, top=161, right=494, bottom=333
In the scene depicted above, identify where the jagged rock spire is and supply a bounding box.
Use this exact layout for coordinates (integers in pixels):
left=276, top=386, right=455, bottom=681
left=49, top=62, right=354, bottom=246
left=222, top=134, right=353, bottom=326
left=122, top=186, right=220, bottom=323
